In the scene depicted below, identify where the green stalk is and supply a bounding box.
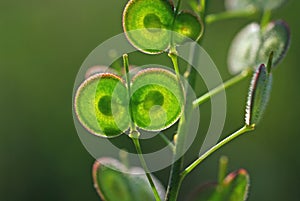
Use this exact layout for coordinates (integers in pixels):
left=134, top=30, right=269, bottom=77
left=165, top=0, right=193, bottom=198
left=131, top=133, right=162, bottom=201
left=193, top=69, right=252, bottom=107
left=218, top=156, right=228, bottom=184
left=166, top=48, right=188, bottom=201
left=165, top=111, right=190, bottom=201
left=184, top=0, right=206, bottom=86
left=260, top=10, right=271, bottom=29
left=168, top=51, right=181, bottom=80
left=181, top=125, right=255, bottom=179
left=123, top=54, right=136, bottom=131
left=206, top=9, right=257, bottom=24
left=169, top=0, right=182, bottom=55
left=123, top=54, right=161, bottom=201
left=158, top=133, right=175, bottom=152
left=165, top=1, right=207, bottom=200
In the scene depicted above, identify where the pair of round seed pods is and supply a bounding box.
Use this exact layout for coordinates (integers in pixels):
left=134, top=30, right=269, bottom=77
left=122, top=0, right=204, bottom=54
left=74, top=67, right=184, bottom=138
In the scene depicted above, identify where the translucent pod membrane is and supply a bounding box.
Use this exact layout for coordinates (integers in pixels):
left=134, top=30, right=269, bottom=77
left=173, top=11, right=203, bottom=44
left=85, top=65, right=119, bottom=79
left=74, top=67, right=183, bottom=137
left=228, top=20, right=290, bottom=74
left=93, top=157, right=165, bottom=201
left=123, top=0, right=174, bottom=54
left=225, top=0, right=287, bottom=11
left=122, top=0, right=203, bottom=54
left=74, top=73, right=130, bottom=138
left=130, top=68, right=184, bottom=131
left=245, top=64, right=272, bottom=126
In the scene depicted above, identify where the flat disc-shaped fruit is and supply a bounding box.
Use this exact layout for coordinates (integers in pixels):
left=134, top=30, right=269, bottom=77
left=85, top=65, right=119, bottom=79
left=123, top=0, right=204, bottom=54
left=130, top=68, right=184, bottom=131
left=228, top=20, right=290, bottom=74
left=225, top=0, right=287, bottom=11
left=74, top=73, right=130, bottom=137
left=173, top=11, right=203, bottom=44
left=123, top=0, right=174, bottom=54
left=93, top=157, right=165, bottom=201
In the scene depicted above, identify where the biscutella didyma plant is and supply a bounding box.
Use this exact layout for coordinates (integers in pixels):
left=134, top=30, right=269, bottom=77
left=73, top=0, right=291, bottom=200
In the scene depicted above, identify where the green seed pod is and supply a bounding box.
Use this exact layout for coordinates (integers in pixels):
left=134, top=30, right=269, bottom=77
left=245, top=64, right=272, bottom=126
left=173, top=11, right=203, bottom=44
left=93, top=158, right=130, bottom=201
left=130, top=68, right=184, bottom=131
left=122, top=0, right=174, bottom=54
left=74, top=73, right=130, bottom=137
left=85, top=65, right=118, bottom=79
left=93, top=157, right=165, bottom=201
left=257, top=20, right=290, bottom=68
left=123, top=0, right=203, bottom=54
left=225, top=0, right=287, bottom=11
left=228, top=20, right=290, bottom=74
left=187, top=169, right=250, bottom=201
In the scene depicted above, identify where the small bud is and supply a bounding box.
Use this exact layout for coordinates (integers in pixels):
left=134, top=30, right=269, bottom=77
left=173, top=134, right=178, bottom=144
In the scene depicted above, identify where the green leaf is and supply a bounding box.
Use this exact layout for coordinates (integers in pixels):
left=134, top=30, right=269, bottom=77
left=130, top=68, right=184, bottom=130
left=187, top=169, right=250, bottom=201
left=74, top=73, right=130, bottom=137
left=245, top=64, right=272, bottom=126
left=228, top=20, right=290, bottom=74
left=225, top=0, right=287, bottom=11
left=93, top=157, right=165, bottom=201
left=122, top=0, right=203, bottom=54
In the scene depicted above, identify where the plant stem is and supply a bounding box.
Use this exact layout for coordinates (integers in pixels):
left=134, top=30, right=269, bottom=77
left=123, top=54, right=137, bottom=131
left=165, top=0, right=195, bottom=198
left=123, top=54, right=161, bottom=201
left=165, top=113, right=189, bottom=201
left=200, top=0, right=206, bottom=19
left=158, top=133, right=175, bottom=152
left=169, top=0, right=182, bottom=54
left=131, top=133, right=162, bottom=201
left=218, top=156, right=228, bottom=184
left=184, top=0, right=207, bottom=87
left=174, top=0, right=182, bottom=14
left=165, top=49, right=187, bottom=201
left=168, top=51, right=181, bottom=80
left=193, top=69, right=252, bottom=108
left=206, top=9, right=257, bottom=24
left=260, top=10, right=271, bottom=29
left=181, top=125, right=255, bottom=179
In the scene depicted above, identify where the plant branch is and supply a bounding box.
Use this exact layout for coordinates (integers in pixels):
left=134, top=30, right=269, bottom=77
left=131, top=133, right=162, bottom=201
left=181, top=125, right=255, bottom=179
left=193, top=69, right=252, bottom=108
left=260, top=9, right=271, bottom=29
left=158, top=133, right=175, bottom=152
left=123, top=54, right=161, bottom=201
left=123, top=54, right=137, bottom=131
left=168, top=52, right=181, bottom=80
left=165, top=49, right=188, bottom=201
left=184, top=0, right=207, bottom=87
left=206, top=9, right=257, bottom=24
left=165, top=112, right=189, bottom=201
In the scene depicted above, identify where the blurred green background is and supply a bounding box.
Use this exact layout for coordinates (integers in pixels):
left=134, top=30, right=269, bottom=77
left=0, top=0, right=299, bottom=200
